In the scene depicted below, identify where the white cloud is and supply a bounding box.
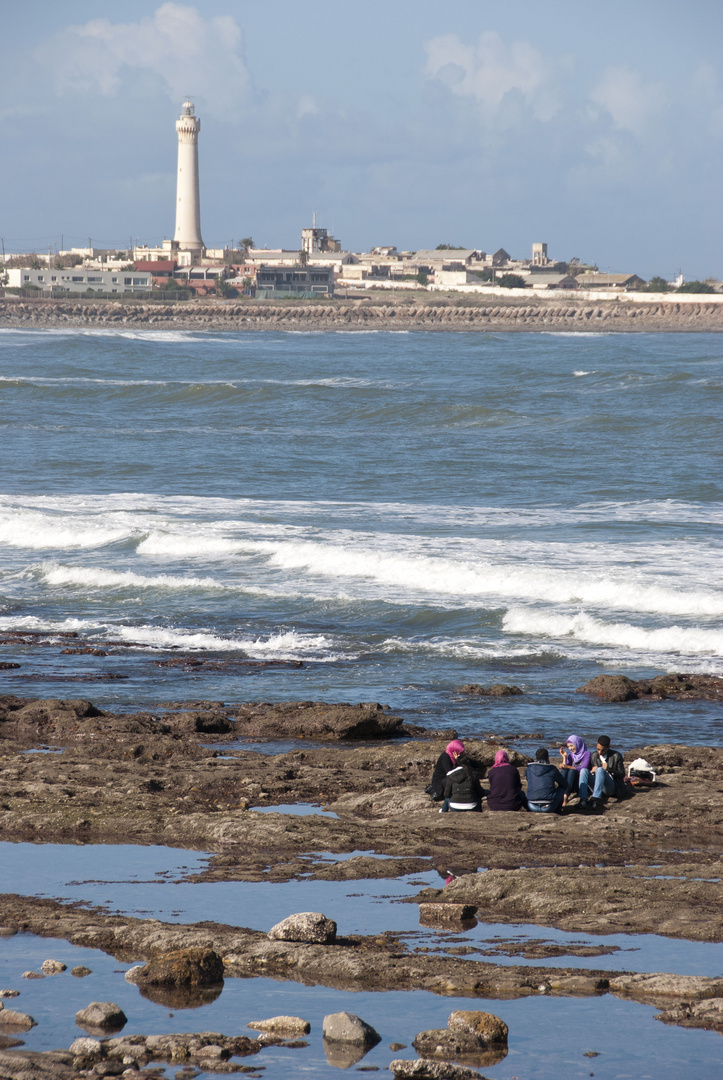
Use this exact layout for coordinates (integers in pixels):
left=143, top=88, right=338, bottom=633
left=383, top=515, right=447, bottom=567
left=35, top=3, right=251, bottom=115
left=589, top=66, right=664, bottom=135
left=297, top=95, right=319, bottom=119
left=424, top=31, right=563, bottom=123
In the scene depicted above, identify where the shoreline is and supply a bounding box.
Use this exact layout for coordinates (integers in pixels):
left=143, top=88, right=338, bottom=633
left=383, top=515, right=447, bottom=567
left=2, top=296, right=723, bottom=332
left=1, top=695, right=722, bottom=944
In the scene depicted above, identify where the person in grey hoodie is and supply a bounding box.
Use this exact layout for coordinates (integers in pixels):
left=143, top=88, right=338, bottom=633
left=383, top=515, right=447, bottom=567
left=525, top=747, right=566, bottom=813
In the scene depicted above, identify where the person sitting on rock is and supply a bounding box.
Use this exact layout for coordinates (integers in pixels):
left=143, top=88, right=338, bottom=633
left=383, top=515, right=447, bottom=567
left=588, top=735, right=625, bottom=809
left=440, top=752, right=484, bottom=812
left=559, top=735, right=592, bottom=808
left=525, top=747, right=566, bottom=813
left=427, top=739, right=465, bottom=801
left=486, top=750, right=528, bottom=811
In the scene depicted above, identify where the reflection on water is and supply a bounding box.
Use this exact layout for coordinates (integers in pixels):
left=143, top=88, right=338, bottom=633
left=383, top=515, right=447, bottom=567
left=2, top=841, right=723, bottom=977
left=0, top=932, right=721, bottom=1080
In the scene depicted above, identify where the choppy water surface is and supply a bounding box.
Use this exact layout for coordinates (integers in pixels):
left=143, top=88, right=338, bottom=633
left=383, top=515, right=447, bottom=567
left=1, top=328, right=722, bottom=1076
left=0, top=328, right=721, bottom=748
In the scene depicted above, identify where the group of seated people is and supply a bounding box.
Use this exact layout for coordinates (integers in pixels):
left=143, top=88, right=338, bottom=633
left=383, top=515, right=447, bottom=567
left=429, top=735, right=625, bottom=813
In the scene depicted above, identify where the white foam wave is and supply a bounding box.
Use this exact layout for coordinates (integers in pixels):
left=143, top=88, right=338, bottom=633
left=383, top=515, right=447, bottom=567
left=573, top=370, right=593, bottom=376
left=0, top=615, right=101, bottom=634
left=259, top=539, right=723, bottom=618
left=0, top=327, right=221, bottom=343
left=502, top=608, right=723, bottom=657
left=379, top=636, right=548, bottom=660
left=2, top=492, right=722, bottom=530
left=110, top=624, right=345, bottom=659
left=137, top=532, right=244, bottom=558
left=38, top=563, right=223, bottom=591
left=0, top=511, right=132, bottom=550
left=0, top=613, right=346, bottom=661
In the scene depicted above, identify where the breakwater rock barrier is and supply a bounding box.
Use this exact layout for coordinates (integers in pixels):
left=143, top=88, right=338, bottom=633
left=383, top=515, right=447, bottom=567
left=1, top=296, right=722, bottom=332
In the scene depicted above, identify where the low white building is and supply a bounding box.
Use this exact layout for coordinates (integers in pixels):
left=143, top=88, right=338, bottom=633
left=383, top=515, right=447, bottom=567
left=3, top=268, right=152, bottom=295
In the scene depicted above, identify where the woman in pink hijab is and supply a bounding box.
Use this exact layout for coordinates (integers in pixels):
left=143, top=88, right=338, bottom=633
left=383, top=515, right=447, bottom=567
left=486, top=749, right=528, bottom=811
left=427, top=739, right=466, bottom=801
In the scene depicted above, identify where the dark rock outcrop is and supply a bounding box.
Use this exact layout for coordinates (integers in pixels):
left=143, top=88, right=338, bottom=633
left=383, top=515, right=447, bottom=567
left=231, top=700, right=421, bottom=740
left=458, top=684, right=522, bottom=696
left=578, top=673, right=723, bottom=702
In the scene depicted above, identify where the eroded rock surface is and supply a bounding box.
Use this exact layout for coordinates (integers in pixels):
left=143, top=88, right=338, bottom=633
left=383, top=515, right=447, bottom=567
left=268, top=912, right=337, bottom=944
left=578, top=673, right=723, bottom=702
left=322, top=1011, right=380, bottom=1045
left=0, top=694, right=721, bottom=947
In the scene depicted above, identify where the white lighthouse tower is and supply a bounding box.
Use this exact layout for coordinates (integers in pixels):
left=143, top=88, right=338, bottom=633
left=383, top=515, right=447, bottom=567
left=173, top=100, right=204, bottom=257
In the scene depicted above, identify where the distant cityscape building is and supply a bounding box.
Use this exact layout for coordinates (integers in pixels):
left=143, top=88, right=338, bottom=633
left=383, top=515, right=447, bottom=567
left=4, top=267, right=151, bottom=295
left=301, top=216, right=341, bottom=255
left=531, top=242, right=548, bottom=266
left=3, top=104, right=691, bottom=299
left=256, top=265, right=334, bottom=297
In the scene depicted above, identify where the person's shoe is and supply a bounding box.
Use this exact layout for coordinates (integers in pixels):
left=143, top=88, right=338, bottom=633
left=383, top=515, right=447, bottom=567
left=579, top=799, right=590, bottom=809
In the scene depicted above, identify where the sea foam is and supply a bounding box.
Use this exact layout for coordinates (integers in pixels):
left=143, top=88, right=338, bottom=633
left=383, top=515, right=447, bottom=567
left=502, top=607, right=723, bottom=657
left=38, top=563, right=224, bottom=591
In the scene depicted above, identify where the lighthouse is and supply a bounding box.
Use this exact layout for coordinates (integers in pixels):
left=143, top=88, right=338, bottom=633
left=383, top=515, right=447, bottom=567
left=173, top=100, right=204, bottom=256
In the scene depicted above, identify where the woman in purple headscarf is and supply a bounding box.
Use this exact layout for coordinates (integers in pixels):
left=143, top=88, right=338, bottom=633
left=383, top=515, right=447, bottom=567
left=559, top=735, right=592, bottom=808
left=486, top=750, right=528, bottom=811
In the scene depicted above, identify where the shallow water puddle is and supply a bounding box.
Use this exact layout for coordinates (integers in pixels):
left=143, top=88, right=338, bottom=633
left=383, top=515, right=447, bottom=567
left=0, top=933, right=721, bottom=1080
left=3, top=842, right=722, bottom=976
left=251, top=802, right=338, bottom=818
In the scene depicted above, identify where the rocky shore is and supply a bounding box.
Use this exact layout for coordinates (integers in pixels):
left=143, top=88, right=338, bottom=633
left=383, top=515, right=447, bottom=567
left=1, top=692, right=722, bottom=943
left=1, top=295, right=722, bottom=332
left=1, top=688, right=722, bottom=1080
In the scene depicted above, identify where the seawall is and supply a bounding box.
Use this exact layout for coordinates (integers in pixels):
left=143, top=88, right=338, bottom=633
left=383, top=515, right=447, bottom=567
left=1, top=296, right=722, bottom=332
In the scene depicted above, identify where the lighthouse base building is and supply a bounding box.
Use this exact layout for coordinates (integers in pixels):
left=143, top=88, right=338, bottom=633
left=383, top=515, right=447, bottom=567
left=134, top=101, right=207, bottom=267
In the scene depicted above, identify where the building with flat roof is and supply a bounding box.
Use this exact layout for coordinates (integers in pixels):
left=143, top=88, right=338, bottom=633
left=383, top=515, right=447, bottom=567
left=256, top=265, right=334, bottom=297
left=3, top=268, right=151, bottom=295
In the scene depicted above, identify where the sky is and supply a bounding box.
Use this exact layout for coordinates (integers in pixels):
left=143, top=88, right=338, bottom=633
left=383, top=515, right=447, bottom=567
left=1, top=0, right=722, bottom=279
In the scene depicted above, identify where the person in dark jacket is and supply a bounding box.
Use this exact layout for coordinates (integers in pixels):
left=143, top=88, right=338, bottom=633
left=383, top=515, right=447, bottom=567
left=442, top=753, right=483, bottom=812
left=525, top=748, right=566, bottom=813
left=428, top=739, right=465, bottom=801
left=486, top=750, right=528, bottom=811
left=588, top=735, right=625, bottom=808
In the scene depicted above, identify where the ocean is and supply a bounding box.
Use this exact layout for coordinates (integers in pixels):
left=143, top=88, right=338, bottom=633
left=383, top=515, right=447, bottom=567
left=0, top=327, right=721, bottom=751
left=2, top=326, right=723, bottom=1078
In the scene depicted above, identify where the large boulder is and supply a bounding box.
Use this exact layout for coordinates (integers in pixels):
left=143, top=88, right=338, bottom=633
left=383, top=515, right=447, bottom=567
left=577, top=675, right=638, bottom=701
left=448, top=1010, right=508, bottom=1044
left=413, top=1011, right=508, bottom=1068
left=322, top=1011, right=380, bottom=1046
left=75, top=1002, right=126, bottom=1033
left=127, top=947, right=223, bottom=988
left=0, top=1010, right=36, bottom=1031
left=268, top=912, right=337, bottom=944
